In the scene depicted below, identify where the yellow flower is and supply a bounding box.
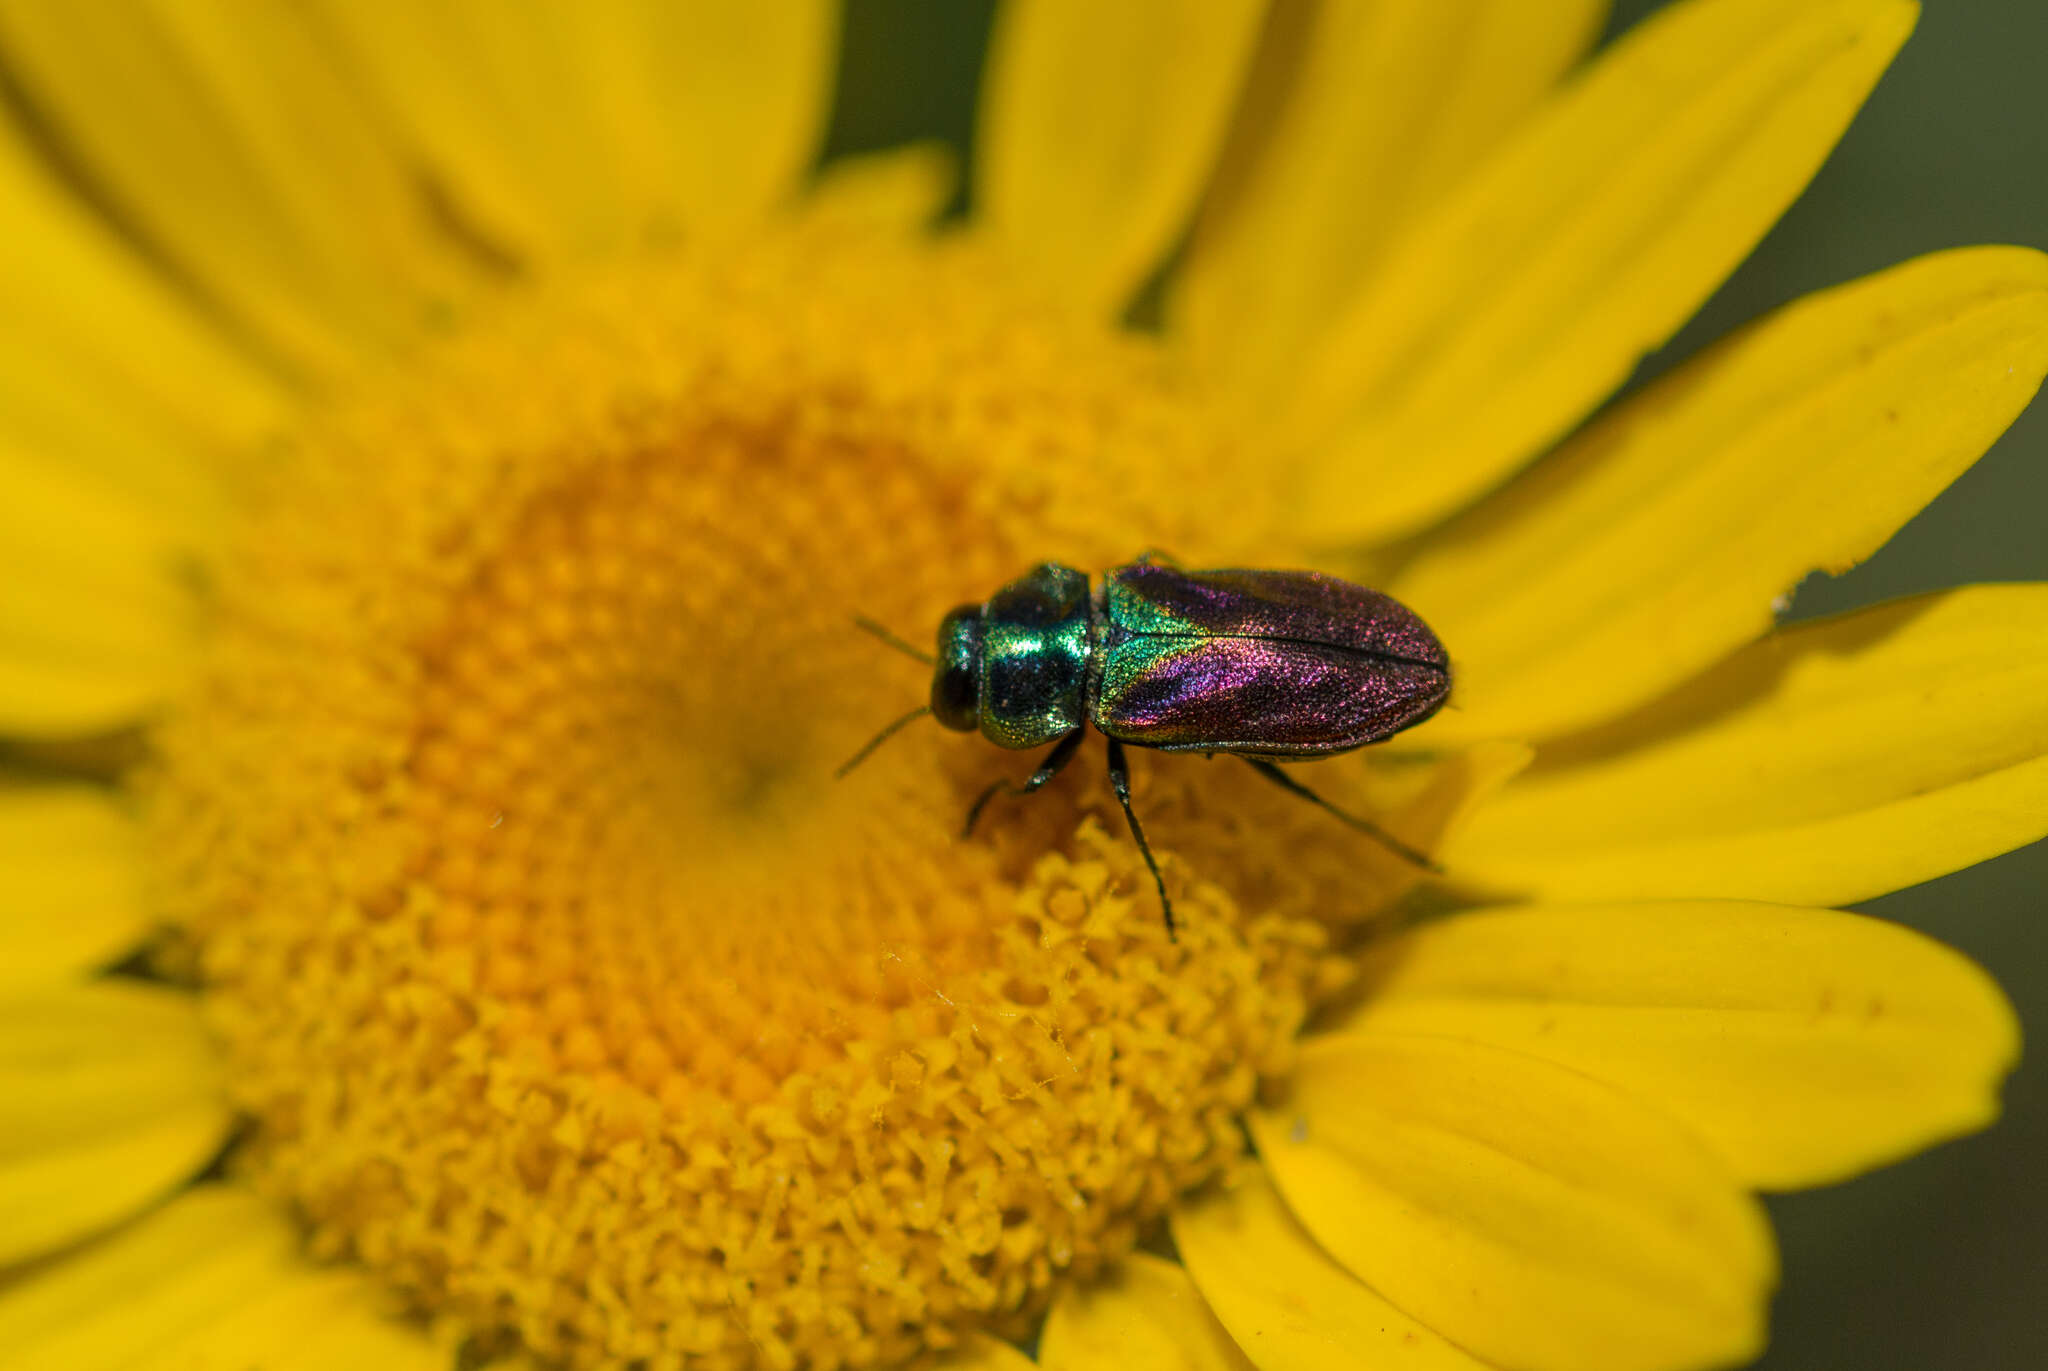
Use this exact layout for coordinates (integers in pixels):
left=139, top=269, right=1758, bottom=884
left=1, top=1, right=2041, bottom=1370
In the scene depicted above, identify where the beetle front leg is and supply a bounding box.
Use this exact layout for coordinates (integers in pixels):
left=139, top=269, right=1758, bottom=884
left=961, top=729, right=1086, bottom=838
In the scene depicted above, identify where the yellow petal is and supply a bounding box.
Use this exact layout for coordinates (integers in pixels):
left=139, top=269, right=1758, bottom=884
left=0, top=439, right=197, bottom=735
left=0, top=0, right=477, bottom=378
left=0, top=1185, right=446, bottom=1371
left=936, top=1333, right=1039, bottom=1371
left=0, top=786, right=149, bottom=992
left=976, top=0, right=1267, bottom=318
left=812, top=143, right=961, bottom=233
left=0, top=981, right=229, bottom=1266
left=604, top=1, right=840, bottom=239
left=319, top=0, right=836, bottom=262
left=1175, top=0, right=1607, bottom=406
left=1337, top=902, right=2020, bottom=1189
left=1449, top=584, right=2048, bottom=906
left=1285, top=0, right=1917, bottom=543
left=1171, top=1166, right=1489, bottom=1371
left=1040, top=1251, right=1253, bottom=1371
left=1396, top=246, right=2048, bottom=742
left=1251, top=1035, right=1775, bottom=1371
left=0, top=117, right=286, bottom=511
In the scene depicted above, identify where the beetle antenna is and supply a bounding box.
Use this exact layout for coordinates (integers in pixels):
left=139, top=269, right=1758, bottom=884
left=853, top=615, right=934, bottom=666
left=835, top=706, right=932, bottom=779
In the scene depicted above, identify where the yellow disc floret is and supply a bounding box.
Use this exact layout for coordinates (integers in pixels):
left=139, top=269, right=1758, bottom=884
left=144, top=212, right=1394, bottom=1369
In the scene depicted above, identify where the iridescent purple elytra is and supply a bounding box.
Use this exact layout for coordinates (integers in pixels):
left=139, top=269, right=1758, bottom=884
left=843, top=555, right=1452, bottom=939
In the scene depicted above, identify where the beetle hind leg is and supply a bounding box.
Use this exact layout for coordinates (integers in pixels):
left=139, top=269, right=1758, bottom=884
left=1241, top=758, right=1444, bottom=873
left=960, top=729, right=1085, bottom=838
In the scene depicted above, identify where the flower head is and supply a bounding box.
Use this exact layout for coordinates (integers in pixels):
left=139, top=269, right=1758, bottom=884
left=2, top=3, right=2042, bottom=1371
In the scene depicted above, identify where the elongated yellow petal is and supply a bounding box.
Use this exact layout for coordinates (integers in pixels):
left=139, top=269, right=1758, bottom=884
left=0, top=321, right=227, bottom=552
left=1172, top=1168, right=1487, bottom=1371
left=812, top=143, right=960, bottom=232
left=1396, top=247, right=2048, bottom=742
left=319, top=0, right=835, bottom=263
left=938, top=1333, right=1040, bottom=1371
left=0, top=982, right=229, bottom=1266
left=1285, top=0, right=1917, bottom=543
left=977, top=0, right=1267, bottom=318
left=0, top=118, right=286, bottom=512
left=1175, top=0, right=1606, bottom=406
left=0, top=1185, right=445, bottom=1371
left=604, top=1, right=839, bottom=239
left=0, top=440, right=197, bottom=735
left=1251, top=1035, right=1775, bottom=1371
left=0, top=0, right=479, bottom=378
left=1448, top=585, right=2048, bottom=905
left=1336, top=902, right=2019, bottom=1189
left=1040, top=1251, right=1253, bottom=1371
left=0, top=787, right=149, bottom=991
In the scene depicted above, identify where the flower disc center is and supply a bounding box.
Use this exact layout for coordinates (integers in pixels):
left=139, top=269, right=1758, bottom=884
left=145, top=222, right=1369, bottom=1369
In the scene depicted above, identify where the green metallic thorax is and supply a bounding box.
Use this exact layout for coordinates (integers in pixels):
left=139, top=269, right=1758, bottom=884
left=975, top=563, right=1093, bottom=749
left=1094, top=575, right=1200, bottom=718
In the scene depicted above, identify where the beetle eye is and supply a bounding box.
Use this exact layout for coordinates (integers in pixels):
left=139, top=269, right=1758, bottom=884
left=931, top=665, right=977, bottom=730
left=930, top=606, right=982, bottom=731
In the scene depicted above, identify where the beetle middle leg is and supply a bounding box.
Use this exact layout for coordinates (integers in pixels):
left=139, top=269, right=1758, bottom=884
left=961, top=729, right=1085, bottom=838
left=1106, top=738, right=1176, bottom=942
left=1240, top=758, right=1444, bottom=873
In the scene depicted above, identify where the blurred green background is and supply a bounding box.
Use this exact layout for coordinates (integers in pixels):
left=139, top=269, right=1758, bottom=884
left=825, top=3, right=2047, bottom=1367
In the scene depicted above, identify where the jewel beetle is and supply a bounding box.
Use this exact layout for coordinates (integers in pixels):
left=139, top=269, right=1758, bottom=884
left=840, top=555, right=1452, bottom=939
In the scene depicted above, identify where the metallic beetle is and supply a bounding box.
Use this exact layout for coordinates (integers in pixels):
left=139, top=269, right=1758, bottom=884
left=844, top=556, right=1452, bottom=938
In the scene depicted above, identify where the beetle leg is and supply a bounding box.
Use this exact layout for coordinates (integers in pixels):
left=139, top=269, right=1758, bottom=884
left=1132, top=547, right=1184, bottom=568
left=1106, top=739, right=1176, bottom=942
left=1240, top=758, right=1444, bottom=874
left=960, top=729, right=1085, bottom=838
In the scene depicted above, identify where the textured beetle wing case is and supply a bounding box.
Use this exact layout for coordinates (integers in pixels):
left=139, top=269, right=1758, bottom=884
left=1094, top=564, right=1451, bottom=754
left=1105, top=564, right=1448, bottom=664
